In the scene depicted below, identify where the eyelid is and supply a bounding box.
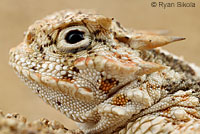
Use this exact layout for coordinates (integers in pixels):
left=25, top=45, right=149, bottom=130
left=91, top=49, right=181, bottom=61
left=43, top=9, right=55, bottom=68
left=57, top=26, right=92, bottom=53
left=57, top=26, right=90, bottom=42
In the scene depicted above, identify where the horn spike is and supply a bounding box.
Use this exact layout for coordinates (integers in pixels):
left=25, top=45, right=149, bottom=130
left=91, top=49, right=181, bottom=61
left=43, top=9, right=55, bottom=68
left=170, top=36, right=186, bottom=42
left=130, top=34, right=185, bottom=50
left=136, top=61, right=167, bottom=75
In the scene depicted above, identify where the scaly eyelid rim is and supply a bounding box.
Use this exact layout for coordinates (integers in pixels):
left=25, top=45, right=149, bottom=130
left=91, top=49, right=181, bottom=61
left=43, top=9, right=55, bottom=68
left=56, top=26, right=92, bottom=54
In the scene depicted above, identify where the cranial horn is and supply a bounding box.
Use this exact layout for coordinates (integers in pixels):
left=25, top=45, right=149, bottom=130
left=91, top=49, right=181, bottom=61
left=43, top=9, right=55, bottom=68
left=129, top=34, right=185, bottom=50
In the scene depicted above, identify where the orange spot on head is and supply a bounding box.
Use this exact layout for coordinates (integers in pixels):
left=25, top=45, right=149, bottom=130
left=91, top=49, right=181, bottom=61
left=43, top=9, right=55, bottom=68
left=182, top=95, right=189, bottom=101
left=51, top=76, right=59, bottom=82
left=85, top=57, right=92, bottom=66
left=74, top=57, right=86, bottom=65
left=83, top=87, right=92, bottom=92
left=35, top=73, right=41, bottom=78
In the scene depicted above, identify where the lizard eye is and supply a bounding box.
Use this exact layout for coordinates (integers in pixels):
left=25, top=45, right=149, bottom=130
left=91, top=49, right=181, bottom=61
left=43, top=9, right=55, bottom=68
left=65, top=30, right=84, bottom=44
left=57, top=26, right=91, bottom=53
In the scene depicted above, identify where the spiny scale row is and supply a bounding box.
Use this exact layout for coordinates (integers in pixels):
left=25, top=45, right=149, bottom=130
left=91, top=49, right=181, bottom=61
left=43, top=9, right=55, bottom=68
left=11, top=54, right=70, bottom=79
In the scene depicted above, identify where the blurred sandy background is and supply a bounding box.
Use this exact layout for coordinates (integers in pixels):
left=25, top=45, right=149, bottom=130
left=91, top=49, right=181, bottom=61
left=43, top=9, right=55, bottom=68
left=0, top=0, right=199, bottom=129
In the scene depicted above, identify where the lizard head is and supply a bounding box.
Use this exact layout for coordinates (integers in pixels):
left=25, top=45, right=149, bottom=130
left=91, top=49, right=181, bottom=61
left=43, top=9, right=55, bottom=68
left=9, top=10, right=185, bottom=123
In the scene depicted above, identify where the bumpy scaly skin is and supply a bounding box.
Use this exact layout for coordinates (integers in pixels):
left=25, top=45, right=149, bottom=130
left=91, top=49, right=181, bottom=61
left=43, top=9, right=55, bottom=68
left=9, top=10, right=200, bottom=134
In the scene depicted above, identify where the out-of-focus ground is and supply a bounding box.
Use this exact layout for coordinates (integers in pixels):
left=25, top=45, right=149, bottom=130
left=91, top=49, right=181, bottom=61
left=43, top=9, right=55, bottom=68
left=0, top=0, right=199, bottom=130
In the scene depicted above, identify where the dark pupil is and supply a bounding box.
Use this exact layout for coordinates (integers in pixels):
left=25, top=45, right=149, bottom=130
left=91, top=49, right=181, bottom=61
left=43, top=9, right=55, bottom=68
left=65, top=30, right=84, bottom=44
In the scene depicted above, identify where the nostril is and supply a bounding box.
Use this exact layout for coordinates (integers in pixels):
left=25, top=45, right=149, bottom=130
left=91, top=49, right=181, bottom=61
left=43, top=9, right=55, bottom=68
left=26, top=32, right=35, bottom=44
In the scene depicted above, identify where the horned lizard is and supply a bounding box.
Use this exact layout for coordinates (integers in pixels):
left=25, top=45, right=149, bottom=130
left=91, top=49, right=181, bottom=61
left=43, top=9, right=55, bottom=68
left=9, top=9, right=200, bottom=134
